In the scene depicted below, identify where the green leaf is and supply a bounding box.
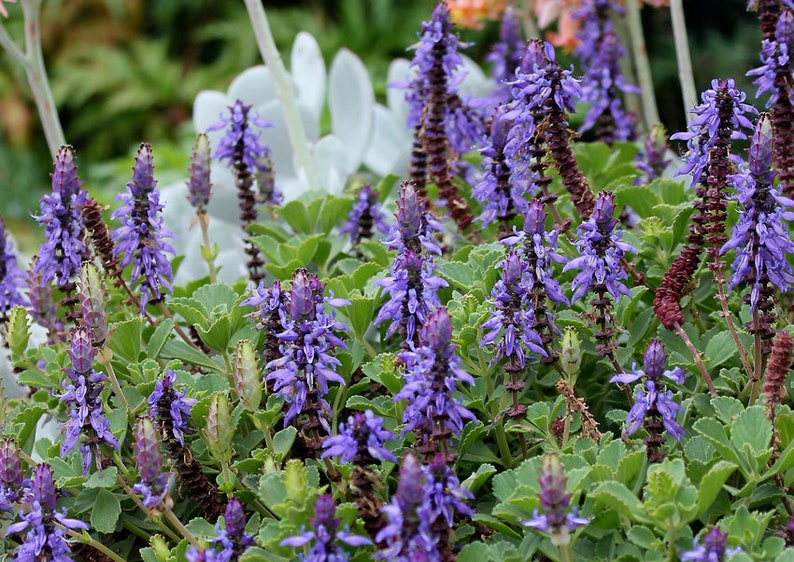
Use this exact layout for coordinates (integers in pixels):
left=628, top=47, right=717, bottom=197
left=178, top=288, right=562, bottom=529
left=240, top=547, right=288, bottom=562
left=10, top=406, right=47, bottom=450
left=272, top=426, right=298, bottom=460
left=458, top=542, right=492, bottom=562
left=84, top=467, right=119, bottom=489
left=462, top=464, right=497, bottom=494
left=107, top=318, right=144, bottom=363
left=169, top=297, right=209, bottom=328
left=711, top=396, right=745, bottom=423
left=590, top=481, right=649, bottom=523
left=731, top=405, right=773, bottom=456
left=281, top=200, right=312, bottom=234
left=613, top=186, right=661, bottom=219
left=693, top=418, right=741, bottom=466
left=195, top=315, right=233, bottom=352
left=90, top=489, right=121, bottom=534
left=704, top=331, right=738, bottom=369
left=436, top=261, right=475, bottom=291
left=160, top=339, right=221, bottom=372
left=147, top=318, right=174, bottom=359
left=696, top=461, right=736, bottom=517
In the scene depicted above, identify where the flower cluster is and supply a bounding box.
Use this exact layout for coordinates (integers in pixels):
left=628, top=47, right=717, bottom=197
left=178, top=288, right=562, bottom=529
left=242, top=280, right=289, bottom=371
left=611, top=340, right=686, bottom=461
left=524, top=453, right=590, bottom=547
left=149, top=369, right=197, bottom=445
left=635, top=124, right=672, bottom=183
left=0, top=217, right=27, bottom=316
left=210, top=100, right=274, bottom=175
left=132, top=416, right=170, bottom=509
left=281, top=493, right=371, bottom=561
left=0, top=439, right=27, bottom=514
left=60, top=327, right=119, bottom=475
left=111, top=143, right=175, bottom=311
left=573, top=0, right=638, bottom=142
left=681, top=527, right=741, bottom=561
left=7, top=464, right=88, bottom=560
left=396, top=307, right=475, bottom=461
left=376, top=182, right=447, bottom=345
left=187, top=133, right=213, bottom=212
left=671, top=78, right=756, bottom=186
left=748, top=8, right=794, bottom=108
left=34, top=145, right=88, bottom=289
left=266, top=269, right=349, bottom=439
left=189, top=498, right=254, bottom=562
left=339, top=184, right=389, bottom=246
left=486, top=5, right=524, bottom=98
left=322, top=410, right=396, bottom=464
left=564, top=191, right=635, bottom=302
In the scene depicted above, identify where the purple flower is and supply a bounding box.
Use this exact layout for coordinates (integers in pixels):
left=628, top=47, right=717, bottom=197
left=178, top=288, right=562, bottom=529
left=132, top=416, right=170, bottom=509
left=210, top=100, right=274, bottom=175
left=0, top=217, right=27, bottom=315
left=504, top=40, right=582, bottom=185
left=564, top=191, right=636, bottom=302
left=322, top=410, right=396, bottom=464
left=670, top=78, right=756, bottom=186
left=401, top=2, right=483, bottom=155
left=34, top=145, right=87, bottom=288
left=523, top=453, right=590, bottom=547
left=187, top=133, right=213, bottom=211
left=266, top=269, right=348, bottom=433
left=60, top=328, right=119, bottom=475
left=281, top=494, right=371, bottom=561
left=0, top=439, right=28, bottom=514
left=480, top=251, right=547, bottom=367
left=635, top=124, right=672, bottom=183
left=573, top=0, right=638, bottom=142
left=748, top=9, right=794, bottom=108
left=186, top=548, right=220, bottom=562
left=681, top=527, right=741, bottom=561
left=376, top=453, right=437, bottom=561
left=111, top=143, right=175, bottom=311
left=422, top=455, right=473, bottom=527
left=383, top=182, right=443, bottom=255
left=148, top=369, right=197, bottom=446
left=27, top=258, right=64, bottom=339
left=340, top=185, right=390, bottom=245
left=214, top=498, right=254, bottom=562
left=396, top=308, right=475, bottom=457
left=486, top=6, right=525, bottom=99
left=7, top=464, right=88, bottom=561
left=473, top=108, right=531, bottom=226
left=721, top=113, right=794, bottom=309
left=610, top=340, right=686, bottom=440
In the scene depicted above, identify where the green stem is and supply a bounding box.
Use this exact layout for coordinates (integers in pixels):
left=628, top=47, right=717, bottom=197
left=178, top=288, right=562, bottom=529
left=624, top=0, right=660, bottom=129
left=243, top=0, right=317, bottom=190
left=560, top=544, right=573, bottom=562
left=749, top=309, right=763, bottom=405
left=674, top=322, right=717, bottom=397
left=116, top=475, right=181, bottom=543
left=494, top=421, right=513, bottom=468
left=0, top=20, right=26, bottom=65
left=20, top=0, right=65, bottom=158
left=157, top=302, right=201, bottom=351
left=713, top=270, right=754, bottom=379
left=670, top=0, right=697, bottom=123
left=66, top=530, right=127, bottom=562
left=197, top=211, right=217, bottom=284
left=163, top=507, right=201, bottom=547
left=98, top=351, right=130, bottom=413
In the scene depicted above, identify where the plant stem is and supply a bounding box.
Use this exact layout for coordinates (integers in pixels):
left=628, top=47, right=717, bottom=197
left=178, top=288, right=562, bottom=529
left=116, top=475, right=181, bottom=543
left=66, top=530, right=127, bottom=562
left=21, top=0, right=65, bottom=158
left=163, top=507, right=201, bottom=547
left=713, top=270, right=754, bottom=378
left=749, top=309, right=763, bottom=405
left=560, top=544, right=573, bottom=562
left=98, top=350, right=130, bottom=413
left=670, top=0, right=697, bottom=124
left=674, top=322, right=717, bottom=397
left=624, top=0, right=660, bottom=129
left=156, top=302, right=201, bottom=351
left=494, top=421, right=514, bottom=468
left=197, top=212, right=217, bottom=284
left=243, top=0, right=317, bottom=190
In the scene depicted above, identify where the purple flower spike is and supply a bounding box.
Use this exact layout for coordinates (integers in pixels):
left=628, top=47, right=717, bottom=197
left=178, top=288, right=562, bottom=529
left=281, top=494, right=371, bottom=561
left=111, top=143, right=175, bottom=311
left=682, top=527, right=741, bottom=561
left=384, top=182, right=443, bottom=255
left=7, top=464, right=88, bottom=561
left=266, top=269, right=348, bottom=437
left=480, top=251, right=547, bottom=367
left=186, top=547, right=219, bottom=562
left=34, top=145, right=88, bottom=288
left=376, top=452, right=437, bottom=561
left=671, top=78, right=756, bottom=186
left=611, top=340, right=686, bottom=460
left=0, top=218, right=27, bottom=315
left=748, top=9, right=794, bottom=108
left=0, top=439, right=27, bottom=514
left=322, top=409, right=397, bottom=464
left=214, top=497, right=254, bottom=561
left=60, top=327, right=119, bottom=475
left=396, top=307, right=475, bottom=461
left=210, top=100, right=274, bottom=174
left=564, top=191, right=636, bottom=302
left=340, top=185, right=390, bottom=245
left=721, top=113, right=794, bottom=310
left=187, top=133, right=213, bottom=211
left=487, top=6, right=524, bottom=90
left=635, top=125, right=672, bottom=183
left=523, top=453, right=590, bottom=547
left=132, top=416, right=170, bottom=509
left=148, top=369, right=197, bottom=446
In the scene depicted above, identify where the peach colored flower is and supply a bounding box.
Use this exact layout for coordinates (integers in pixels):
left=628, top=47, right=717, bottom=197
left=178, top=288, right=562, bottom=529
left=534, top=0, right=582, bottom=50
left=0, top=0, right=16, bottom=18
left=448, top=0, right=507, bottom=29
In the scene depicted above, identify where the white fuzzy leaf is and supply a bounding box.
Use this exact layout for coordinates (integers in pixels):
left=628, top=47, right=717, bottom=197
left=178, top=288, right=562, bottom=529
left=328, top=49, right=374, bottom=174
left=364, top=104, right=411, bottom=177
left=291, top=32, right=326, bottom=122
left=228, top=65, right=276, bottom=106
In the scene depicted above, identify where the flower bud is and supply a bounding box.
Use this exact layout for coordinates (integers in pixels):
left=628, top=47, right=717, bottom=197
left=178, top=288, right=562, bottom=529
left=202, top=393, right=234, bottom=465
left=232, top=340, right=261, bottom=411
left=69, top=327, right=95, bottom=375
left=79, top=262, right=108, bottom=345
left=6, top=305, right=30, bottom=358
left=560, top=327, right=582, bottom=379
left=187, top=134, right=212, bottom=211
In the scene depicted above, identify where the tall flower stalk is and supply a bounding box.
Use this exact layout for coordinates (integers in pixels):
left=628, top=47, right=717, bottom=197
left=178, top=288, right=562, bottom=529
left=111, top=143, right=175, bottom=312
left=187, top=133, right=217, bottom=284
left=0, top=216, right=27, bottom=321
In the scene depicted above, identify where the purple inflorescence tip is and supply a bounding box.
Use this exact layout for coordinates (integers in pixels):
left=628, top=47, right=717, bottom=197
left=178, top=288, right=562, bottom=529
left=132, top=416, right=169, bottom=508
left=322, top=409, right=397, bottom=464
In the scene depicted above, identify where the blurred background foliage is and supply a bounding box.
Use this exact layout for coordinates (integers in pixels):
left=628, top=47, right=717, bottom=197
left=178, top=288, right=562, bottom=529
left=0, top=0, right=765, bottom=230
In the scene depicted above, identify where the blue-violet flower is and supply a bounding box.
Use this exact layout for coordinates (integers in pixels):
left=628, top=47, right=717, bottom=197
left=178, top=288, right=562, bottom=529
left=322, top=409, right=396, bottom=464
left=132, top=416, right=170, bottom=509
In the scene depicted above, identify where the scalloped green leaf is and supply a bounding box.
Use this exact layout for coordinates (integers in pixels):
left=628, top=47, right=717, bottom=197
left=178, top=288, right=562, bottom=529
left=91, top=489, right=121, bottom=534
left=107, top=317, right=144, bottom=363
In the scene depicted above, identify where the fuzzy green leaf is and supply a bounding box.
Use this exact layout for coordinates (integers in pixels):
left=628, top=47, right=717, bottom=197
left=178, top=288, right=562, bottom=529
left=90, top=489, right=121, bottom=534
